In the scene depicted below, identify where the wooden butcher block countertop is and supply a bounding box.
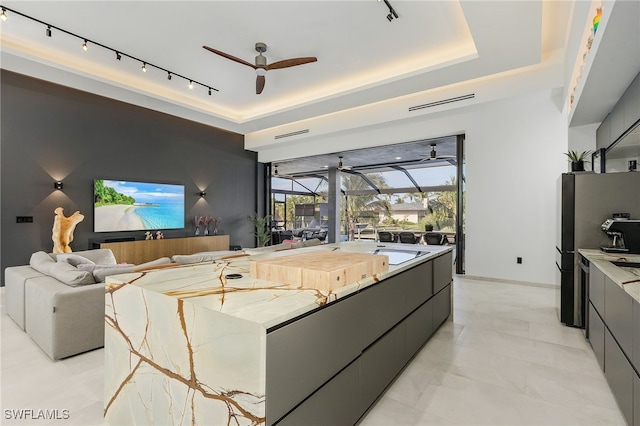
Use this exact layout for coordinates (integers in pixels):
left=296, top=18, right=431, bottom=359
left=250, top=251, right=389, bottom=291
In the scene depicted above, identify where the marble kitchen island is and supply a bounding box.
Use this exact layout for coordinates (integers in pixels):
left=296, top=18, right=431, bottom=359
left=103, top=241, right=453, bottom=425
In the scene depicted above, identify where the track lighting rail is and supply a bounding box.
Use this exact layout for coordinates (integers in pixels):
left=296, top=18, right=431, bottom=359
left=1, top=6, right=219, bottom=95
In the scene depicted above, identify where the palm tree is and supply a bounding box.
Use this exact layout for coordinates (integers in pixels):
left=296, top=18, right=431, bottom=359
left=426, top=176, right=457, bottom=230
left=340, top=173, right=392, bottom=240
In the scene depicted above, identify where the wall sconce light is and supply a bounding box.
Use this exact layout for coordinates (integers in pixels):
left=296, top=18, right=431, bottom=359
left=199, top=191, right=206, bottom=198
left=54, top=181, right=63, bottom=190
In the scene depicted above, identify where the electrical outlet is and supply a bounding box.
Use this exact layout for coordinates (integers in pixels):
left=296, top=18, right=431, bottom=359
left=16, top=216, right=33, bottom=223
left=517, top=257, right=522, bottom=264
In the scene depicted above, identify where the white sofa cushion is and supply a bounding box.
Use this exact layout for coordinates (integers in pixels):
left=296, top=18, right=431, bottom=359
left=53, top=249, right=116, bottom=266
left=29, top=251, right=56, bottom=276
left=49, top=261, right=96, bottom=287
left=78, top=257, right=172, bottom=282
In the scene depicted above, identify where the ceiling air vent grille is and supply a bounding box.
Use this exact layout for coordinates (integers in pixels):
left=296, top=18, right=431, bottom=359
left=408, top=94, right=475, bottom=112
left=274, top=129, right=310, bottom=140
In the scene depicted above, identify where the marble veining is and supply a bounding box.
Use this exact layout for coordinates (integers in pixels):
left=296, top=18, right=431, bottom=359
left=103, top=242, right=452, bottom=425
left=104, top=280, right=266, bottom=425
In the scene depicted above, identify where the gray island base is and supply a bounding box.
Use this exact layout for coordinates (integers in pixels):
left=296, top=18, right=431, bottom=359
left=103, top=242, right=453, bottom=425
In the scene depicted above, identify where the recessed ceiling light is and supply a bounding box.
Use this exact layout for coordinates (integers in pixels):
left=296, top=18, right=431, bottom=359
left=395, top=156, right=401, bottom=160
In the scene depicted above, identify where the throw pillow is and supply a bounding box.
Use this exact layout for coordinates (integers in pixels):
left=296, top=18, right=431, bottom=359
left=78, top=264, right=136, bottom=283
left=56, top=253, right=95, bottom=267
left=29, top=251, right=56, bottom=276
left=49, top=261, right=96, bottom=286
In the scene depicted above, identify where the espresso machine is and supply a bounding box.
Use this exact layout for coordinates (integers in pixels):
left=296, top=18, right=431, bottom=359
left=601, top=217, right=640, bottom=254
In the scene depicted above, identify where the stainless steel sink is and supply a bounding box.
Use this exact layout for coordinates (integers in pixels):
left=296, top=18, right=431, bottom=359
left=370, top=248, right=429, bottom=265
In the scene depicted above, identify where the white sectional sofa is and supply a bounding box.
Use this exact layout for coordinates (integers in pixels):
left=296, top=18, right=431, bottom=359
left=4, top=249, right=170, bottom=360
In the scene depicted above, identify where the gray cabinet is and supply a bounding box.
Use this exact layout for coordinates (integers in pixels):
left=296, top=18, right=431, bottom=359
left=277, top=360, right=361, bottom=426
left=434, top=251, right=453, bottom=293
left=605, top=276, right=634, bottom=357
left=634, top=372, right=639, bottom=426
left=633, top=374, right=640, bottom=426
left=266, top=293, right=363, bottom=423
left=405, top=298, right=433, bottom=359
left=360, top=322, right=406, bottom=410
left=433, top=284, right=452, bottom=328
left=359, top=273, right=406, bottom=349
left=634, top=299, right=640, bottom=370
left=588, top=302, right=605, bottom=371
left=605, top=329, right=634, bottom=425
left=266, top=251, right=453, bottom=425
left=611, top=102, right=626, bottom=144
left=589, top=263, right=605, bottom=316
left=404, top=261, right=433, bottom=313
left=597, top=114, right=612, bottom=150
left=624, top=73, right=640, bottom=131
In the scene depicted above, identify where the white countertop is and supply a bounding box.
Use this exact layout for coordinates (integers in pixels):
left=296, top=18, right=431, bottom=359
left=107, top=241, right=452, bottom=329
left=578, top=249, right=640, bottom=303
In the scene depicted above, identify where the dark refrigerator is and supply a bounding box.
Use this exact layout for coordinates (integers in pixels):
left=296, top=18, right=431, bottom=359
left=555, top=172, right=640, bottom=328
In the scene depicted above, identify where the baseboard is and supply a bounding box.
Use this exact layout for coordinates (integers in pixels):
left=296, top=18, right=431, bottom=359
left=456, top=274, right=555, bottom=289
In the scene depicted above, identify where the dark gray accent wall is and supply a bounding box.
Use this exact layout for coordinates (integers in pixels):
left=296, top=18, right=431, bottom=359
left=1, top=70, right=258, bottom=283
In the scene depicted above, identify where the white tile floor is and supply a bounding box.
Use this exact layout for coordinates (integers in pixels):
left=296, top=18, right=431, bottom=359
left=0, top=277, right=626, bottom=425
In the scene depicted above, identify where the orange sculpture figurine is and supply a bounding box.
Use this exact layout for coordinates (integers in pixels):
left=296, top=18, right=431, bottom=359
left=52, top=207, right=84, bottom=253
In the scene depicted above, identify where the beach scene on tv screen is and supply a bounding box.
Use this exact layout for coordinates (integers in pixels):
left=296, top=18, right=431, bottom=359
left=94, top=179, right=185, bottom=232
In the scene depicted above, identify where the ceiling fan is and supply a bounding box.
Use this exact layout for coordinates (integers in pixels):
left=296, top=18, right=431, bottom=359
left=203, top=42, right=317, bottom=94
left=337, top=156, right=353, bottom=171
left=421, top=144, right=456, bottom=162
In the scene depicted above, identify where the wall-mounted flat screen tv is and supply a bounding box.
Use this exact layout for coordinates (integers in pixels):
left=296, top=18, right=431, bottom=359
left=94, top=179, right=185, bottom=232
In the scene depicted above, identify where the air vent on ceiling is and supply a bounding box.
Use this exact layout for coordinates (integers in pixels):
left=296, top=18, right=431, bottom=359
left=408, top=94, right=475, bottom=112
left=274, top=129, right=310, bottom=140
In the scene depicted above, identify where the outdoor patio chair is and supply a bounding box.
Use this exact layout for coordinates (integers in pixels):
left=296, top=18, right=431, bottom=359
left=378, top=231, right=395, bottom=243
left=398, top=232, right=418, bottom=244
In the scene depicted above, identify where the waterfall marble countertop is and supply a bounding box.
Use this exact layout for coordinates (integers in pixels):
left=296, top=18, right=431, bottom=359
left=578, top=249, right=640, bottom=303
left=106, top=241, right=453, bottom=329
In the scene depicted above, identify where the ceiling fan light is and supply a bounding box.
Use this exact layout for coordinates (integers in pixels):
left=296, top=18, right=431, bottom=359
left=256, top=68, right=267, bottom=77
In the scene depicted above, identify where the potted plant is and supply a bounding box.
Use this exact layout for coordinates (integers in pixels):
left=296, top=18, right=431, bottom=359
left=564, top=150, right=591, bottom=172
left=249, top=213, right=271, bottom=247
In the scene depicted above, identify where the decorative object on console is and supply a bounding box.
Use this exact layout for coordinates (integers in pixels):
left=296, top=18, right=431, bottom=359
left=145, top=231, right=154, bottom=240
left=564, top=150, right=591, bottom=172
left=156, top=230, right=164, bottom=239
left=52, top=207, right=84, bottom=253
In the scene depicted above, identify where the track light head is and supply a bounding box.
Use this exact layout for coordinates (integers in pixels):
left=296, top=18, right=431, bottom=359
left=167, top=72, right=172, bottom=80
left=387, top=13, right=393, bottom=21
left=46, top=25, right=52, bottom=37
left=188, top=80, right=194, bottom=89
left=115, top=51, right=121, bottom=60
left=141, top=62, right=147, bottom=72
left=1, top=8, right=7, bottom=21
left=82, top=39, right=88, bottom=51
left=208, top=87, right=212, bottom=95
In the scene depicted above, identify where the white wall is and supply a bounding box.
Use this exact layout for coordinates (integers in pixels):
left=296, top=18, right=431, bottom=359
left=464, top=90, right=566, bottom=284
left=251, top=88, right=568, bottom=285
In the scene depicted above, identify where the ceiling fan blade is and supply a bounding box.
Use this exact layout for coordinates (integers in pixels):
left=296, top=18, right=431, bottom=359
left=203, top=46, right=257, bottom=69
left=266, top=57, right=317, bottom=70
left=256, top=75, right=266, bottom=95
